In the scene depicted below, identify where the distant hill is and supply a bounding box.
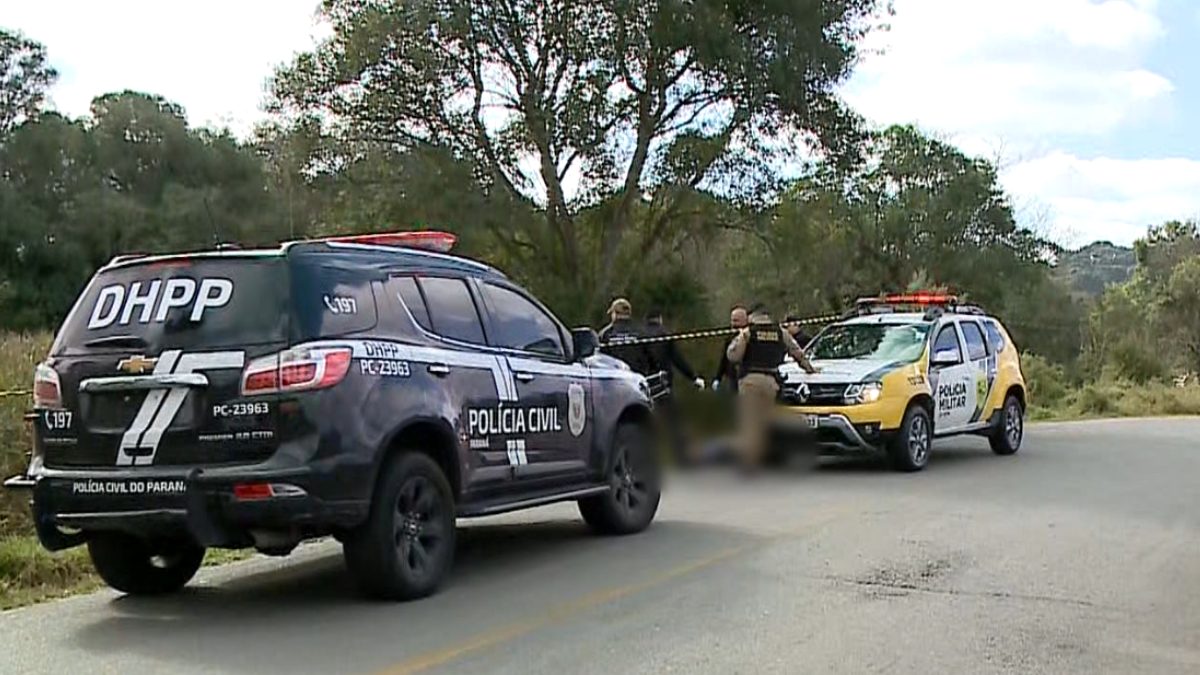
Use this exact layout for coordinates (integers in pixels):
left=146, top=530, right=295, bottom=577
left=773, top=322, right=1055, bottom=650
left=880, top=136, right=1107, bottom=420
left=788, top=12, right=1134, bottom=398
left=1055, top=241, right=1137, bottom=298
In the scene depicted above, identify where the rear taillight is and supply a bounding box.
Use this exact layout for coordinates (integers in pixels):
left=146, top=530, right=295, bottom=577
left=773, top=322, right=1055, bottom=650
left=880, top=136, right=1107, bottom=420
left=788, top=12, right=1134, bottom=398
left=241, top=345, right=352, bottom=396
left=33, top=363, right=62, bottom=409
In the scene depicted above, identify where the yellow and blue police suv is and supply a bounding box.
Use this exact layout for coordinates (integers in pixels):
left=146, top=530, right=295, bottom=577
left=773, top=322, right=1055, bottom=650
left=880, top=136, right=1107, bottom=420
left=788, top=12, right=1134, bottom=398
left=776, top=294, right=1027, bottom=472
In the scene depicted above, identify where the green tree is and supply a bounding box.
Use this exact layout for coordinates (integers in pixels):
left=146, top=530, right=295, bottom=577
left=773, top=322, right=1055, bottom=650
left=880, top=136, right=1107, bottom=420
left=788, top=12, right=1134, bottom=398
left=0, top=29, right=57, bottom=141
left=1163, top=255, right=1200, bottom=372
left=0, top=93, right=291, bottom=329
left=271, top=0, right=883, bottom=309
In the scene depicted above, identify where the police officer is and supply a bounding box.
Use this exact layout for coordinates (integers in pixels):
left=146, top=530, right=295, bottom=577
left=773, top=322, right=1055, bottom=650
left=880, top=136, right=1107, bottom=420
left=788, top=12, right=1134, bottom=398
left=712, top=305, right=749, bottom=393
left=643, top=308, right=705, bottom=465
left=726, top=304, right=816, bottom=469
left=598, top=298, right=651, bottom=375
left=784, top=314, right=812, bottom=348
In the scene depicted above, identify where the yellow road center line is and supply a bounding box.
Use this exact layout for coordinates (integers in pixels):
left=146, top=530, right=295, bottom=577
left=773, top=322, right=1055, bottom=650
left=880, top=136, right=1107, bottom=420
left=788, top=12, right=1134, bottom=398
left=373, top=507, right=852, bottom=675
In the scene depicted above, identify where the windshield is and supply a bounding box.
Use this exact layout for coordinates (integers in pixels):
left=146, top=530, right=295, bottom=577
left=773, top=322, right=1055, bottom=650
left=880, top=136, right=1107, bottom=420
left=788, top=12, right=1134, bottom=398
left=808, top=322, right=931, bottom=362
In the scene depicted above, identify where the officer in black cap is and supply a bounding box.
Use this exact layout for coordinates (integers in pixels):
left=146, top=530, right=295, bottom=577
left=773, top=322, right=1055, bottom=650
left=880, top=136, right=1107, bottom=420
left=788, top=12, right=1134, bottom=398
left=726, top=304, right=816, bottom=469
left=598, top=297, right=651, bottom=374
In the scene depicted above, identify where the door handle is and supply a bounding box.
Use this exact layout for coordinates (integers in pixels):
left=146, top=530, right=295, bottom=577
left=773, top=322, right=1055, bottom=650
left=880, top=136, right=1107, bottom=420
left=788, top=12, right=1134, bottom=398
left=514, top=372, right=535, bottom=383
left=427, top=363, right=450, bottom=376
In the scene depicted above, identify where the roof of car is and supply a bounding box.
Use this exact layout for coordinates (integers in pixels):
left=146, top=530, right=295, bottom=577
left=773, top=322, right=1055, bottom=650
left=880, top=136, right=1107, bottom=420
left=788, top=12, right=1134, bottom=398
left=102, top=240, right=507, bottom=279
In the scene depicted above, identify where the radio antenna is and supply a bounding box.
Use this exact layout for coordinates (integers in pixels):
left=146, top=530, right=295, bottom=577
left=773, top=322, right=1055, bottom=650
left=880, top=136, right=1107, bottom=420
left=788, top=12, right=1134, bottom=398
left=203, top=196, right=239, bottom=250
left=203, top=196, right=221, bottom=245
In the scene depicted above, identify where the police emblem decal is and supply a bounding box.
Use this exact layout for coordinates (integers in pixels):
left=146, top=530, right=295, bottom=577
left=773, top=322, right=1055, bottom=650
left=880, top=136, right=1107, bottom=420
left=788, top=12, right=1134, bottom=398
left=568, top=383, right=586, bottom=437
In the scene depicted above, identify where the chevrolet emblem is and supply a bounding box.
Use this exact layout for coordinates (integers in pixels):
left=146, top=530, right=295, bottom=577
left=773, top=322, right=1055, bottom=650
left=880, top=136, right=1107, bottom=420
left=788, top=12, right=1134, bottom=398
left=117, top=355, right=158, bottom=375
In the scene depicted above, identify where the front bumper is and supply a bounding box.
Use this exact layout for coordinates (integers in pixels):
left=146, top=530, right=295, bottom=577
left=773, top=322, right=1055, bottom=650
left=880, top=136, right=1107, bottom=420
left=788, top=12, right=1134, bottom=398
left=773, top=412, right=895, bottom=453
left=5, top=467, right=368, bottom=551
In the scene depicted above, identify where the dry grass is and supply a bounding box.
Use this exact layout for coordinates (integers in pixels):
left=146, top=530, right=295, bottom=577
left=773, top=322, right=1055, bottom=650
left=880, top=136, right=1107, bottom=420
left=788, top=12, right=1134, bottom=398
left=0, top=332, right=258, bottom=610
left=0, top=332, right=52, bottom=537
left=0, top=535, right=256, bottom=610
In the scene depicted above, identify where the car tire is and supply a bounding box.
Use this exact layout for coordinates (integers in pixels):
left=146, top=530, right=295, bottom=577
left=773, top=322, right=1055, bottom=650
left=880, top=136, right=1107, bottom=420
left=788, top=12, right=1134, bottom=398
left=579, top=422, right=662, bottom=535
left=87, top=533, right=204, bottom=596
left=989, top=395, right=1025, bottom=456
left=887, top=404, right=933, bottom=472
left=343, top=452, right=457, bottom=601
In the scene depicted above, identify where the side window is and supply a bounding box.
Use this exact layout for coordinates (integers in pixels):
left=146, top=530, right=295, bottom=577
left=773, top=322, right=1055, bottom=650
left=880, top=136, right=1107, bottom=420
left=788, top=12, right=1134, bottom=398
left=393, top=276, right=432, bottom=332
left=417, top=276, right=486, bottom=344
left=290, top=263, right=378, bottom=339
left=984, top=320, right=1007, bottom=353
left=480, top=283, right=565, bottom=358
left=933, top=325, right=963, bottom=364
left=961, top=321, right=989, bottom=361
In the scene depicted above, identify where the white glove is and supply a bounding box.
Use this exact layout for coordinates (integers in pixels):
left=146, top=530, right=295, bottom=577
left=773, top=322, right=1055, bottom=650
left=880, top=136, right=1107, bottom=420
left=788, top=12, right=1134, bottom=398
left=711, top=379, right=721, bottom=392
left=694, top=377, right=706, bottom=390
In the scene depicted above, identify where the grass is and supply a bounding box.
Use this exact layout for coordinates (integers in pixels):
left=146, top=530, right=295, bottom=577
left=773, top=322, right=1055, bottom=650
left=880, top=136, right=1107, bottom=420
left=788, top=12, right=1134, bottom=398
left=0, top=535, right=256, bottom=610
left=1026, top=379, right=1200, bottom=422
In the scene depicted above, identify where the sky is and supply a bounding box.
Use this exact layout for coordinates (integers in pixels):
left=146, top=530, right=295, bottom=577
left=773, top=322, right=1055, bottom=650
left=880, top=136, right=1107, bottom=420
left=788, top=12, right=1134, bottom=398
left=4, top=0, right=1199, bottom=248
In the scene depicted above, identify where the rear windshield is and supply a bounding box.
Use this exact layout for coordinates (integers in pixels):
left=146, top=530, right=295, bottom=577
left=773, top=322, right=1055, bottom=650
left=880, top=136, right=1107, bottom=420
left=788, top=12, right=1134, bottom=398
left=53, top=257, right=288, bottom=355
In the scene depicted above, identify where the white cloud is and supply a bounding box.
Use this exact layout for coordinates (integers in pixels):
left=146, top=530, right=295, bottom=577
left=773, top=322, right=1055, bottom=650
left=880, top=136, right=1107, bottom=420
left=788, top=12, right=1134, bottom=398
left=5, top=1, right=328, bottom=136
left=845, top=0, right=1169, bottom=140
left=842, top=0, right=1194, bottom=246
left=1004, top=153, right=1200, bottom=246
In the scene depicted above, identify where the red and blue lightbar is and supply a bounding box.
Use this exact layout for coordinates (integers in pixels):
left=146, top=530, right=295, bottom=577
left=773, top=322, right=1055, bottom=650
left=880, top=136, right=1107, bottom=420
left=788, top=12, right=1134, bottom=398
left=881, top=292, right=958, bottom=305
left=317, top=230, right=458, bottom=253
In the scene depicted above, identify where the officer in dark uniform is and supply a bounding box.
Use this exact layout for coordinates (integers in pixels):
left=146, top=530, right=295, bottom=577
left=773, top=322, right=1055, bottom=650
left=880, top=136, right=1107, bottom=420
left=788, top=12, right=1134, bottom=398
left=726, top=305, right=816, bottom=469
left=643, top=308, right=705, bottom=465
left=712, top=305, right=749, bottom=393
left=598, top=298, right=651, bottom=375
left=784, top=314, right=812, bottom=348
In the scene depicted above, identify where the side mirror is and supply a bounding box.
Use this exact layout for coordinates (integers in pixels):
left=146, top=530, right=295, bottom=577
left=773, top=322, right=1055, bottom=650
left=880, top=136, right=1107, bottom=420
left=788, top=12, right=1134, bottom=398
left=571, top=327, right=599, bottom=360
left=931, top=349, right=959, bottom=367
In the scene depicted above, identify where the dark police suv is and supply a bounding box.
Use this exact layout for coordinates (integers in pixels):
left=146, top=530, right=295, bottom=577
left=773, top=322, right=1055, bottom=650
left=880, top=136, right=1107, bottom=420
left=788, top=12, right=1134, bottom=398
left=5, top=231, right=660, bottom=600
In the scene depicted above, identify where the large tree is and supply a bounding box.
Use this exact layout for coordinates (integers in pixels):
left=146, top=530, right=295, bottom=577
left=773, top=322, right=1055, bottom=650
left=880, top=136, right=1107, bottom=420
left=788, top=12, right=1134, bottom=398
left=0, top=92, right=290, bottom=328
left=0, top=29, right=56, bottom=141
left=271, top=0, right=883, bottom=306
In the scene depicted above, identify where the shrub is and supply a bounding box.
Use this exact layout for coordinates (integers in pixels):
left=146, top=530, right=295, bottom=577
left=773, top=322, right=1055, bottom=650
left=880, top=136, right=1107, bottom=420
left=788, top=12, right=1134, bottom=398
left=1020, top=352, right=1069, bottom=407
left=1105, top=339, right=1166, bottom=384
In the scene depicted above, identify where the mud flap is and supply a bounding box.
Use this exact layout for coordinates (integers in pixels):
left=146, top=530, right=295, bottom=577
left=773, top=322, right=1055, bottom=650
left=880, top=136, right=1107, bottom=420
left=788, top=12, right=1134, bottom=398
left=30, top=479, right=87, bottom=552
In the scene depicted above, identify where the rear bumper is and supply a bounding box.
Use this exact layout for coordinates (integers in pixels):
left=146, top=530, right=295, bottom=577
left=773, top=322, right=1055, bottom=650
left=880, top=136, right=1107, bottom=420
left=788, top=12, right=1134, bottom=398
left=6, top=467, right=369, bottom=551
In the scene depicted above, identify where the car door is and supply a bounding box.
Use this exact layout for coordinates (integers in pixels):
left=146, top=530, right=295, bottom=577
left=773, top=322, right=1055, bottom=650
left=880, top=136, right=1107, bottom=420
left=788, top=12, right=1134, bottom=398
left=929, top=321, right=976, bottom=433
left=476, top=279, right=592, bottom=481
left=391, top=274, right=513, bottom=487
left=958, top=319, right=997, bottom=425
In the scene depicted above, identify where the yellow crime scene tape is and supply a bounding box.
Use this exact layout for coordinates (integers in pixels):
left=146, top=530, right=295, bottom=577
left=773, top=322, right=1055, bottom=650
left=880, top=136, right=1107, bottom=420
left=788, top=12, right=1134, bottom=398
left=600, top=312, right=843, bottom=347
left=0, top=314, right=842, bottom=401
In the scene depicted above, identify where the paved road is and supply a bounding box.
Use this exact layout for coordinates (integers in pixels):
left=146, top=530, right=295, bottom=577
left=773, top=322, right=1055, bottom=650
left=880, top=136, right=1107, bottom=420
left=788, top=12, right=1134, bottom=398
left=3, top=418, right=1199, bottom=674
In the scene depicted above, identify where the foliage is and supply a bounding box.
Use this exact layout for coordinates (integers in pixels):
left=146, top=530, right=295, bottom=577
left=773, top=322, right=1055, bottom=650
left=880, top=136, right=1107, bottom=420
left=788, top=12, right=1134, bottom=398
left=271, top=0, right=885, bottom=306
left=0, top=94, right=292, bottom=329
left=1083, top=220, right=1200, bottom=379
left=1020, top=352, right=1068, bottom=408
left=0, top=28, right=57, bottom=141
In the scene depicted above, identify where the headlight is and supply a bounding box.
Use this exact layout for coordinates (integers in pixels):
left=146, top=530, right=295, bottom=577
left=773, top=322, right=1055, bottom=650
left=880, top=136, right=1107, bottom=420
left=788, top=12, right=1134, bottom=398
left=844, top=382, right=883, bottom=404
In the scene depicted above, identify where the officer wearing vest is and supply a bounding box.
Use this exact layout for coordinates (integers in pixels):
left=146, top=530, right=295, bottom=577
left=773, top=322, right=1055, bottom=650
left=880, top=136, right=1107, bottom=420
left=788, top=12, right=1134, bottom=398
left=726, top=304, right=816, bottom=469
